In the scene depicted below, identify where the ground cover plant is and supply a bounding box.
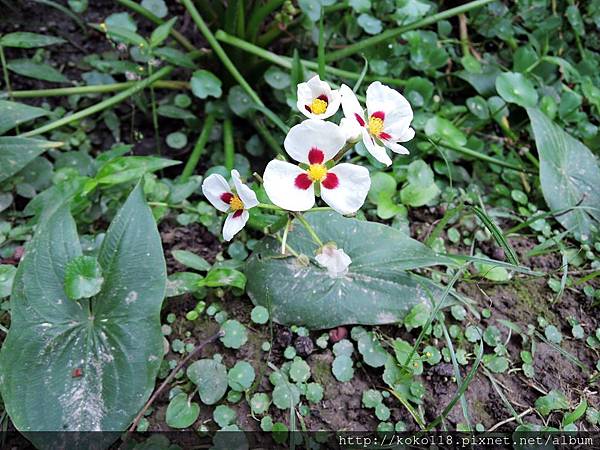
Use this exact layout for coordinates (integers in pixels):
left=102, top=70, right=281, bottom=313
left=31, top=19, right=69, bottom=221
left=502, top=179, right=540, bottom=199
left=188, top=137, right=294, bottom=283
left=0, top=0, right=599, bottom=448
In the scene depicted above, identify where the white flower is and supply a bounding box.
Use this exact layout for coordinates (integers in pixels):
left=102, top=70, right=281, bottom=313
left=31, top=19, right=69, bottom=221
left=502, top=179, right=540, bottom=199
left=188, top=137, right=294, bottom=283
left=263, top=119, right=370, bottom=215
left=202, top=169, right=259, bottom=241
left=315, top=245, right=352, bottom=278
left=297, top=75, right=341, bottom=120
left=340, top=81, right=414, bottom=166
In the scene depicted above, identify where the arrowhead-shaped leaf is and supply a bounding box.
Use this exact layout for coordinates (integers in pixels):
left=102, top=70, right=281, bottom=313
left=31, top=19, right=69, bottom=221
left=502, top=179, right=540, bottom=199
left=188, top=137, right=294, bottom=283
left=527, top=107, right=600, bottom=241
left=246, top=211, right=457, bottom=329
left=0, top=184, right=166, bottom=445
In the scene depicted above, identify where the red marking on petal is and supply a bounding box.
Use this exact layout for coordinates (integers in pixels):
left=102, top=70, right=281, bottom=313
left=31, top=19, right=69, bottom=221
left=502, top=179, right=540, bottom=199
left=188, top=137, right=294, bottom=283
left=305, top=104, right=312, bottom=113
left=221, top=192, right=234, bottom=203
left=294, top=174, right=312, bottom=190
left=317, top=94, right=328, bottom=102
left=379, top=132, right=391, bottom=140
left=308, top=148, right=325, bottom=164
left=233, top=210, right=244, bottom=218
left=371, top=111, right=385, bottom=120
left=354, top=113, right=365, bottom=127
left=322, top=172, right=339, bottom=189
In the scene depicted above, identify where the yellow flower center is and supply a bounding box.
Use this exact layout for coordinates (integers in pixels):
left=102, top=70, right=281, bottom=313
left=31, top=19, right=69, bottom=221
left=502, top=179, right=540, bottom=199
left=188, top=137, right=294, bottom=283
left=309, top=98, right=328, bottom=115
left=368, top=116, right=384, bottom=137
left=229, top=195, right=244, bottom=211
left=307, top=164, right=328, bottom=182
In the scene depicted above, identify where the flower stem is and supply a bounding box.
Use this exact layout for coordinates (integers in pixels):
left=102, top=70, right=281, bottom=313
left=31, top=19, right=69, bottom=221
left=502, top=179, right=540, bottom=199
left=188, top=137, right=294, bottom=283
left=214, top=30, right=407, bottom=87
left=294, top=213, right=323, bottom=247
left=181, top=113, right=216, bottom=181
left=325, top=0, right=494, bottom=62
left=21, top=65, right=175, bottom=137
left=1, top=80, right=189, bottom=99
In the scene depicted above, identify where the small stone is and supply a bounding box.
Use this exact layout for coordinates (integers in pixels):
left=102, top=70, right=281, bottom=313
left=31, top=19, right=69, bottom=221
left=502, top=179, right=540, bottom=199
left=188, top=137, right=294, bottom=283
left=329, top=327, right=348, bottom=343
left=294, top=336, right=314, bottom=356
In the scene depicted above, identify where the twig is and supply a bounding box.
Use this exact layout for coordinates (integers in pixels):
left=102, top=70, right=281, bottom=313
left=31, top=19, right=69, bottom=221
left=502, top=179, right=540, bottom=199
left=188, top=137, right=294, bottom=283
left=488, top=408, right=534, bottom=431
left=126, top=331, right=223, bottom=433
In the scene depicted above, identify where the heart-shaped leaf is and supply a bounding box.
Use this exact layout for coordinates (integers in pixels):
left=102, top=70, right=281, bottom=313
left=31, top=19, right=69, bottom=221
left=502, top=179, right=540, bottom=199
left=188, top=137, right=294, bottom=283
left=0, top=184, right=166, bottom=444
left=245, top=212, right=457, bottom=329
left=187, top=359, right=228, bottom=405
left=496, top=72, right=538, bottom=108
left=527, top=108, right=600, bottom=241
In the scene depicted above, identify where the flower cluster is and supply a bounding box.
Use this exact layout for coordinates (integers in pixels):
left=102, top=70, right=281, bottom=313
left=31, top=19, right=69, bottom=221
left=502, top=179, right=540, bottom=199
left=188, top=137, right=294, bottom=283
left=202, top=76, right=414, bottom=241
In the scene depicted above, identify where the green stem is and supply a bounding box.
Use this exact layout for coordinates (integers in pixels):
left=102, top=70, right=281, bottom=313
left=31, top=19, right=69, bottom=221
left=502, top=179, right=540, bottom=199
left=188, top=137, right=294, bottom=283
left=0, top=46, right=14, bottom=103
left=148, top=63, right=161, bottom=155
left=215, top=30, right=406, bottom=87
left=325, top=0, right=494, bottom=62
left=223, top=117, right=235, bottom=171
left=21, top=65, right=174, bottom=137
left=181, top=0, right=264, bottom=107
left=181, top=113, right=216, bottom=181
left=294, top=213, right=323, bottom=247
left=252, top=119, right=285, bottom=158
left=1, top=80, right=189, bottom=98
left=115, top=0, right=197, bottom=52
left=421, top=133, right=535, bottom=174
left=215, top=30, right=406, bottom=86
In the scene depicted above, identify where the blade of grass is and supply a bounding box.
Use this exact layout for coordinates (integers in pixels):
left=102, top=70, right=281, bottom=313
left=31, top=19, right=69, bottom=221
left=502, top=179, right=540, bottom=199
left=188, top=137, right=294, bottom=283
left=472, top=205, right=520, bottom=266
left=246, top=0, right=285, bottom=42
left=533, top=331, right=588, bottom=372
left=483, top=368, right=524, bottom=426
left=20, top=65, right=174, bottom=137
left=325, top=0, right=494, bottom=62
left=181, top=113, right=216, bottom=181
left=425, top=204, right=464, bottom=247
left=388, top=388, right=427, bottom=429
left=448, top=255, right=544, bottom=277
left=440, top=320, right=472, bottom=430
left=352, top=57, right=369, bottom=93
left=426, top=339, right=484, bottom=430
left=421, top=133, right=535, bottom=174
left=401, top=268, right=465, bottom=374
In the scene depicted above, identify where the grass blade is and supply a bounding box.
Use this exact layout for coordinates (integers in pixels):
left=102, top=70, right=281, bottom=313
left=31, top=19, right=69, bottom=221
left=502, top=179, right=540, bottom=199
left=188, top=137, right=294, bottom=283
left=472, top=205, right=520, bottom=266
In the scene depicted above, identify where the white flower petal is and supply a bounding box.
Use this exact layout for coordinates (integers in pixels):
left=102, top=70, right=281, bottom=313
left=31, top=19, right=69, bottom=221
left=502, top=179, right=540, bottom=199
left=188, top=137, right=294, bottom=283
left=296, top=82, right=315, bottom=118
left=315, top=246, right=352, bottom=278
left=383, top=140, right=410, bottom=155
left=366, top=81, right=413, bottom=134
left=284, top=119, right=346, bottom=164
left=322, top=88, right=341, bottom=119
left=222, top=210, right=249, bottom=241
left=202, top=173, right=232, bottom=212
left=340, top=84, right=366, bottom=128
left=320, top=163, right=370, bottom=214
left=263, top=160, right=315, bottom=211
left=361, top=129, right=392, bottom=166
left=340, top=117, right=362, bottom=143
left=306, top=75, right=331, bottom=98
left=231, top=169, right=259, bottom=209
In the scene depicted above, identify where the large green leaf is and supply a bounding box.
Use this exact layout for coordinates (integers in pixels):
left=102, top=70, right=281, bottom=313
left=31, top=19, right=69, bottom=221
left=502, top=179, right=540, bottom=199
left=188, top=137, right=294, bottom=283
left=527, top=108, right=600, bottom=241
left=0, top=184, right=166, bottom=444
left=0, top=32, right=66, bottom=48
left=7, top=59, right=70, bottom=83
left=246, top=212, right=457, bottom=329
left=0, top=137, right=62, bottom=183
left=0, top=100, right=49, bottom=135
